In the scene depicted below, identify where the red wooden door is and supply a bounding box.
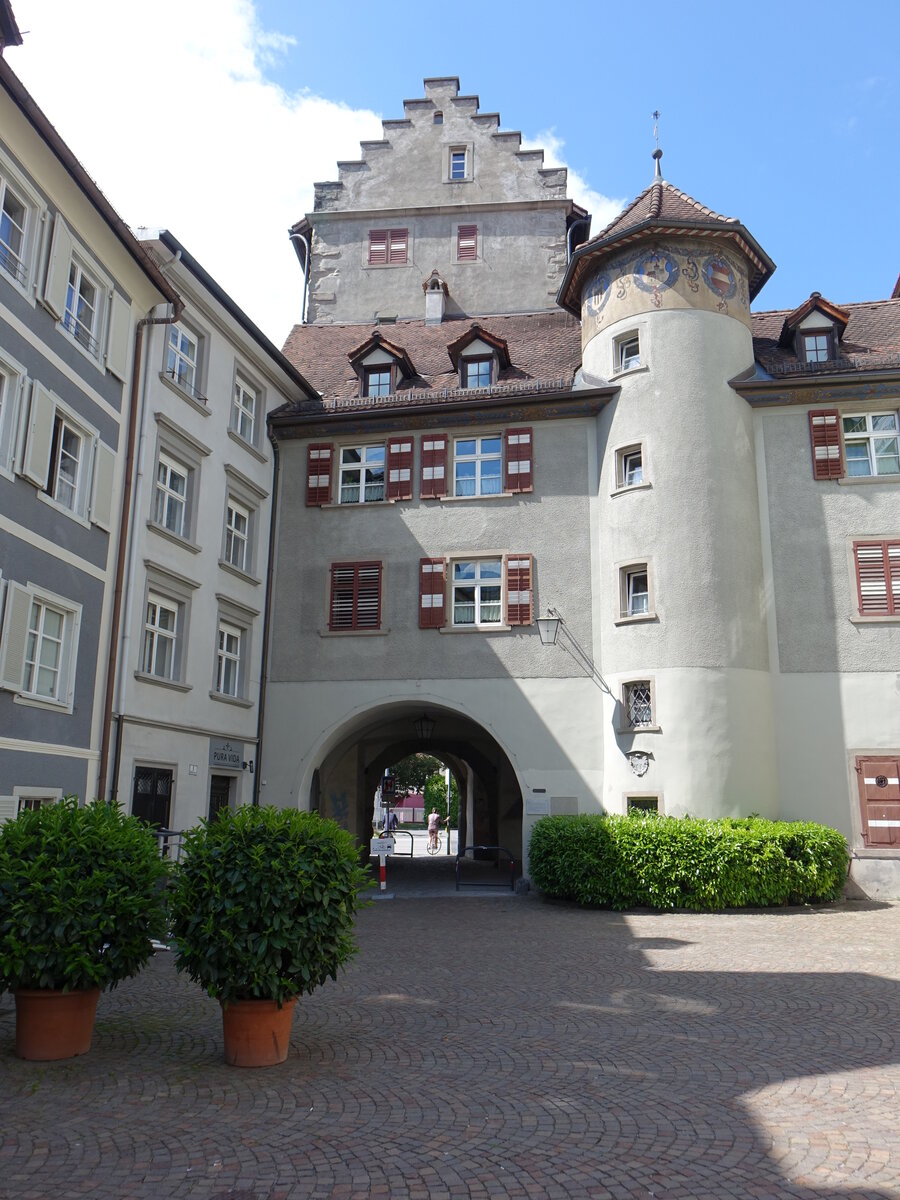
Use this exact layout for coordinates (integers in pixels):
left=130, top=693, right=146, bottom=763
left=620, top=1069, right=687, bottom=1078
left=857, top=756, right=900, bottom=846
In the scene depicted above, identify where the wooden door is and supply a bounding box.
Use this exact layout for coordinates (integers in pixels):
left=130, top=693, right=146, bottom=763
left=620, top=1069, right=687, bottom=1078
left=857, top=756, right=900, bottom=847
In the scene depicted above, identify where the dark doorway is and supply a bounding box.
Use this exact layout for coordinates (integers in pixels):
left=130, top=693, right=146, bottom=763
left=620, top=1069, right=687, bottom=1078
left=208, top=774, right=232, bottom=822
left=132, top=766, right=173, bottom=829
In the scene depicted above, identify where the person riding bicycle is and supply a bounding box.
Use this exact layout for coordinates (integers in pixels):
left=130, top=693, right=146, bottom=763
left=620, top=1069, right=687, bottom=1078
left=427, top=808, right=440, bottom=851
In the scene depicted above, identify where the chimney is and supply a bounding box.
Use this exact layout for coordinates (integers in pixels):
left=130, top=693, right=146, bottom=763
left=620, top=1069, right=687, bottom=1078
left=424, top=269, right=448, bottom=324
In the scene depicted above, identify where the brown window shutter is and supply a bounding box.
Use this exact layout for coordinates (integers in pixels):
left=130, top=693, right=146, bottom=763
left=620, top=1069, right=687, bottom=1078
left=306, top=442, right=334, bottom=505
left=368, top=230, right=388, bottom=265
left=330, top=561, right=382, bottom=631
left=457, top=224, right=477, bottom=261
left=420, top=434, right=448, bottom=498
left=506, top=554, right=533, bottom=625
left=386, top=437, right=414, bottom=500
left=419, top=557, right=446, bottom=628
left=808, top=409, right=844, bottom=480
left=504, top=427, right=533, bottom=493
left=388, top=228, right=408, bottom=264
left=854, top=541, right=900, bottom=616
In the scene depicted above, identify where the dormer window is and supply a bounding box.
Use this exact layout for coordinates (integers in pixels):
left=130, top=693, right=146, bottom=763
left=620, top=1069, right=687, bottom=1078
left=461, top=357, right=492, bottom=389
left=802, top=332, right=832, bottom=363
left=365, top=366, right=392, bottom=397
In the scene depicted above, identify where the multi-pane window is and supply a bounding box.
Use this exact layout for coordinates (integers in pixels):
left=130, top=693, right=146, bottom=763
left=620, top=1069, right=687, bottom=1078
left=625, top=681, right=653, bottom=728
left=623, top=568, right=649, bottom=617
left=843, top=413, right=900, bottom=477
left=224, top=499, right=250, bottom=571
left=617, top=335, right=641, bottom=372
left=166, top=324, right=199, bottom=394
left=449, top=149, right=467, bottom=180
left=452, top=559, right=502, bottom=626
left=63, top=260, right=99, bottom=354
left=329, top=562, right=382, bottom=631
left=47, top=414, right=82, bottom=511
left=803, top=333, right=831, bottom=363
left=0, top=177, right=27, bottom=285
left=17, top=795, right=57, bottom=814
left=231, top=376, right=257, bottom=443
left=216, top=622, right=242, bottom=697
left=461, top=358, right=492, bottom=389
left=24, top=600, right=65, bottom=699
left=339, top=445, right=385, bottom=504
left=142, top=593, right=178, bottom=678
left=364, top=367, right=392, bottom=397
left=154, top=452, right=189, bottom=537
left=454, top=435, right=502, bottom=497
left=621, top=448, right=643, bottom=487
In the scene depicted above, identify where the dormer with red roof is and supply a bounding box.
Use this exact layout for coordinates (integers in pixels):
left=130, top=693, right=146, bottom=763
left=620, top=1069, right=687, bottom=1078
left=777, top=292, right=850, bottom=364
left=348, top=330, right=417, bottom=397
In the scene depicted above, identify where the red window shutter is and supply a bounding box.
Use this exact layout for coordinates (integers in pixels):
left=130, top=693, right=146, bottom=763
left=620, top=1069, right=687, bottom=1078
left=386, top=437, right=414, bottom=500
left=504, top=427, right=533, bottom=493
left=506, top=554, right=533, bottom=626
left=368, top=230, right=388, bottom=265
left=329, top=561, right=382, bottom=631
left=457, top=224, right=477, bottom=261
left=420, top=434, right=448, bottom=498
left=854, top=541, right=900, bottom=616
left=306, top=442, right=334, bottom=505
left=419, top=558, right=446, bottom=628
left=808, top=409, right=844, bottom=480
left=388, top=228, right=408, bottom=264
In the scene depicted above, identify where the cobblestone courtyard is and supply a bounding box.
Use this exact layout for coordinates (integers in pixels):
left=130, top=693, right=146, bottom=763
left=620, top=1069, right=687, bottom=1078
left=1, top=893, right=899, bottom=1199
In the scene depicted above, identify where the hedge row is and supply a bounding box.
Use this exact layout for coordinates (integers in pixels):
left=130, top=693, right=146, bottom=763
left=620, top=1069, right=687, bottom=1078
left=529, top=814, right=849, bottom=910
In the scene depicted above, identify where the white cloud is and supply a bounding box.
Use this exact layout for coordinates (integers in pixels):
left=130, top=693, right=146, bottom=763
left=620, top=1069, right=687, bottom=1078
left=521, top=130, right=627, bottom=235
left=9, top=0, right=383, bottom=345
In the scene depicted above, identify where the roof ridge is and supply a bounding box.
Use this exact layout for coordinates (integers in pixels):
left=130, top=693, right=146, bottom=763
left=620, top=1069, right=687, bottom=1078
left=662, top=180, right=736, bottom=224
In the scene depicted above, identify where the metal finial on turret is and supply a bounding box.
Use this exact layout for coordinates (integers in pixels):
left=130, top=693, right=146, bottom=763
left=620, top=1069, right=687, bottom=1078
left=652, top=110, right=663, bottom=178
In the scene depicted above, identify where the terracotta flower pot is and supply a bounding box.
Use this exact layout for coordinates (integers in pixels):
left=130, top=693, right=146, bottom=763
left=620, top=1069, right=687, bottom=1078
left=14, top=987, right=101, bottom=1061
left=220, top=996, right=296, bottom=1067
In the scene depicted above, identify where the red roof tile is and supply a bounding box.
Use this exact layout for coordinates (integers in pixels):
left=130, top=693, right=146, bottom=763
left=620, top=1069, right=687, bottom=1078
left=752, top=298, right=900, bottom=375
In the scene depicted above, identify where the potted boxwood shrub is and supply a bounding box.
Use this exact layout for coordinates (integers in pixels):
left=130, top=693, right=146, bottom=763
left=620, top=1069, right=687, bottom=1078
left=168, top=805, right=370, bottom=1067
left=0, top=798, right=169, bottom=1060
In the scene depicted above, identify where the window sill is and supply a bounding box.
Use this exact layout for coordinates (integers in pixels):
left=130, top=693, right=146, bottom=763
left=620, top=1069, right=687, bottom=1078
left=837, top=475, right=900, bottom=487
left=849, top=615, right=900, bottom=625
left=134, top=671, right=192, bottom=693
left=609, top=364, right=650, bottom=383
left=209, top=690, right=254, bottom=708
left=610, top=482, right=652, bottom=498
left=36, top=490, right=91, bottom=528
left=321, top=499, right=395, bottom=510
left=439, top=624, right=513, bottom=634
left=318, top=628, right=389, bottom=637
left=443, top=178, right=473, bottom=185
left=364, top=262, right=410, bottom=270
left=1, top=265, right=35, bottom=306
left=227, top=428, right=267, bottom=463
left=218, top=559, right=262, bottom=586
left=13, top=692, right=73, bottom=714
left=615, top=724, right=662, bottom=735
left=439, top=492, right=515, bottom=503
left=853, top=846, right=900, bottom=859
left=146, top=520, right=201, bottom=554
left=159, top=372, right=210, bottom=416
left=614, top=612, right=658, bottom=626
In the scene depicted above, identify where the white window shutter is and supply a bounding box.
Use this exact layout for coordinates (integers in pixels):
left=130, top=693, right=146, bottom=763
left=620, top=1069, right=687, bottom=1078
left=21, top=381, right=54, bottom=487
left=0, top=581, right=33, bottom=691
left=90, top=440, right=116, bottom=531
left=0, top=795, right=17, bottom=825
left=42, top=214, right=74, bottom=319
left=106, top=291, right=131, bottom=382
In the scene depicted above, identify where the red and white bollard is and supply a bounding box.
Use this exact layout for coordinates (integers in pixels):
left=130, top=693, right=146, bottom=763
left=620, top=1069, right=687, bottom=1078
left=379, top=852, right=387, bottom=892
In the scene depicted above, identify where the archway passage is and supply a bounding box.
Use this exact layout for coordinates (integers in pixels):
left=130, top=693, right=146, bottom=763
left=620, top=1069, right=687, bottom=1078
left=309, top=702, right=523, bottom=892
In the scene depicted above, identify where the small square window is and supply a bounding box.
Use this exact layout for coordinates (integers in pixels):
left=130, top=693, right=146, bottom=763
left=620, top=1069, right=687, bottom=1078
left=17, top=795, right=58, bottom=814
left=624, top=681, right=653, bottom=728
left=364, top=367, right=392, bottom=397
left=627, top=796, right=659, bottom=815
left=617, top=334, right=641, bottom=372
left=616, top=445, right=644, bottom=489
left=329, top=562, right=382, bottom=631
left=803, top=332, right=831, bottom=363
left=462, top=357, right=492, bottom=389
left=368, top=229, right=407, bottom=266
left=449, top=149, right=467, bottom=180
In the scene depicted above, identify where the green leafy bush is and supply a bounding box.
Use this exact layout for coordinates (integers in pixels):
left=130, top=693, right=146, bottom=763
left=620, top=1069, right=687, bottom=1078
left=529, top=813, right=849, bottom=910
left=168, top=806, right=370, bottom=1005
left=0, top=798, right=169, bottom=992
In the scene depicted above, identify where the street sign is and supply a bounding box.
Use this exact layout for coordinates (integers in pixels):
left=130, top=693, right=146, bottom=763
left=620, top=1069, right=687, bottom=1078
left=370, top=837, right=394, bottom=856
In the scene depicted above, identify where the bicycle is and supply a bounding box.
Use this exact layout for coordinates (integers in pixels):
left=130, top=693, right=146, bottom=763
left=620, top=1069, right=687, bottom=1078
left=426, top=833, right=442, bottom=855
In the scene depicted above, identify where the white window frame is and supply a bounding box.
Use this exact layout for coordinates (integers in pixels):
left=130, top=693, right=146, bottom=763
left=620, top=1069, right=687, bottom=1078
left=0, top=582, right=82, bottom=713
left=623, top=566, right=649, bottom=618
left=0, top=349, right=26, bottom=479
left=163, top=320, right=206, bottom=405
left=615, top=332, right=641, bottom=373
left=27, top=387, right=100, bottom=526
left=451, top=557, right=503, bottom=628
left=231, top=373, right=258, bottom=446
left=211, top=597, right=256, bottom=701
left=842, top=411, right=900, bottom=479
left=0, top=152, right=43, bottom=301
left=135, top=565, right=199, bottom=689
left=15, top=788, right=63, bottom=814
left=215, top=620, right=242, bottom=698
left=453, top=434, right=502, bottom=497
left=63, top=257, right=101, bottom=357
left=142, top=591, right=179, bottom=680
left=0, top=174, right=29, bottom=289
left=224, top=497, right=250, bottom=573
left=615, top=444, right=645, bottom=490
left=153, top=450, right=190, bottom=539
left=338, top=443, right=386, bottom=504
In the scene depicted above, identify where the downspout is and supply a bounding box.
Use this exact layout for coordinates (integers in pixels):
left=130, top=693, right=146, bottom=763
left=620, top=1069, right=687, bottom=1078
left=253, top=430, right=281, bottom=805
left=567, top=217, right=591, bottom=263
left=289, top=231, right=311, bottom=325
left=98, top=301, right=183, bottom=804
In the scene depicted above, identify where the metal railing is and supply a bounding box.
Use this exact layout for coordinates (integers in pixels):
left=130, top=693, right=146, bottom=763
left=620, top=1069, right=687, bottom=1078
left=155, top=828, right=186, bottom=862
left=455, top=845, right=516, bottom=891
left=371, top=828, right=415, bottom=858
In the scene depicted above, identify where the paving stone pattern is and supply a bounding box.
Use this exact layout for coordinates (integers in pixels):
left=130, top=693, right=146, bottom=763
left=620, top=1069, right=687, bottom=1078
left=1, top=896, right=899, bottom=1199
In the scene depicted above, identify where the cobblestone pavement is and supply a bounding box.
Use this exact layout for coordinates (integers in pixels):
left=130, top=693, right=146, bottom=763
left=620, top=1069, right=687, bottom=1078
left=1, top=894, right=899, bottom=1200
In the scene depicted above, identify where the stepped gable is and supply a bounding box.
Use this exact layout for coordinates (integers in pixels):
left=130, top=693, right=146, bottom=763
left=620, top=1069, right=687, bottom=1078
left=752, top=298, right=900, bottom=376
left=280, top=311, right=582, bottom=411
left=558, top=178, right=775, bottom=313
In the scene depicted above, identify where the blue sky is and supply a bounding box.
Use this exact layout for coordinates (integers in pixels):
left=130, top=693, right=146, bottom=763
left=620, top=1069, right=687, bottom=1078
left=11, top=0, right=900, bottom=342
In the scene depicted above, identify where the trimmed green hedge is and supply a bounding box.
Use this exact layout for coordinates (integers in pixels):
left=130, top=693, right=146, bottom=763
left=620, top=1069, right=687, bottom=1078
left=529, top=814, right=849, bottom=910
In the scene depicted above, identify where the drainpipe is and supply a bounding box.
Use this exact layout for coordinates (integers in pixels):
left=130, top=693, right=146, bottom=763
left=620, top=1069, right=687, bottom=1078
left=566, top=217, right=591, bottom=262
left=253, top=430, right=281, bottom=806
left=289, top=231, right=311, bottom=325
left=98, top=301, right=182, bottom=804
